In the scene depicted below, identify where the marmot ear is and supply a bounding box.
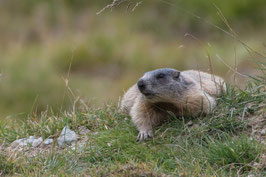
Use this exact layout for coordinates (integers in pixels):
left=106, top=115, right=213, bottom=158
left=173, top=71, right=180, bottom=79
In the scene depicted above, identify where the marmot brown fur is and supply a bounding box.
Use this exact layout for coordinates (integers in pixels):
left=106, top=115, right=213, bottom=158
left=120, top=68, right=226, bottom=142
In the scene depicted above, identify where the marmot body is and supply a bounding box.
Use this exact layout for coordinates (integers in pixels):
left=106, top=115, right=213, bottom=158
left=120, top=68, right=226, bottom=141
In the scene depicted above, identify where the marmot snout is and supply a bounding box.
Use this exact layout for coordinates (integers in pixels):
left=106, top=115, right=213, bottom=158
left=120, top=68, right=226, bottom=142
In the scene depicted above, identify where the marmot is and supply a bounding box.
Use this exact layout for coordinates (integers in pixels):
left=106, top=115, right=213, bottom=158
left=120, top=68, right=226, bottom=142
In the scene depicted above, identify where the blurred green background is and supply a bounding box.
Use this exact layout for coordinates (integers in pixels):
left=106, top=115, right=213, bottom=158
left=0, top=0, right=265, bottom=121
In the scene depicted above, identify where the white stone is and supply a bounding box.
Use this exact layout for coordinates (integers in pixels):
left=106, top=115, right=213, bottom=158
left=32, top=137, right=43, bottom=147
left=57, top=126, right=78, bottom=148
left=27, top=136, right=37, bottom=145
left=247, top=174, right=255, bottom=177
left=252, top=162, right=259, bottom=167
left=187, top=120, right=193, bottom=126
left=260, top=129, right=266, bottom=135
left=43, top=138, right=54, bottom=145
left=10, top=136, right=43, bottom=148
left=11, top=138, right=27, bottom=148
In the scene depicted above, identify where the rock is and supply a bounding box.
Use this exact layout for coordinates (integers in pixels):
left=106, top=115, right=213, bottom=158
left=32, top=137, right=43, bottom=147
left=247, top=174, right=255, bottom=177
left=94, top=132, right=98, bottom=135
left=11, top=138, right=27, bottom=148
left=11, top=136, right=43, bottom=148
left=187, top=120, right=193, bottom=126
left=260, top=129, right=266, bottom=135
left=78, top=126, right=91, bottom=135
left=57, top=126, right=78, bottom=148
left=43, top=138, right=54, bottom=145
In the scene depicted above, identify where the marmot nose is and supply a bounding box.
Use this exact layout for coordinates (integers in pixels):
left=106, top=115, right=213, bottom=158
left=137, top=79, right=145, bottom=92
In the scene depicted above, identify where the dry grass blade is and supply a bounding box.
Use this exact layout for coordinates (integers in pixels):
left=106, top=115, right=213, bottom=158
left=97, top=0, right=129, bottom=14
left=97, top=0, right=143, bottom=14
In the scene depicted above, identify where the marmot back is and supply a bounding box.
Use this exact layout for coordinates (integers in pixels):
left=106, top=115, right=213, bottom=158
left=120, top=68, right=226, bottom=142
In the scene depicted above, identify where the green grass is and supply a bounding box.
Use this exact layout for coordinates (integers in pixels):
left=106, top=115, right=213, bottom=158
left=0, top=78, right=265, bottom=176
left=206, top=135, right=262, bottom=171
left=0, top=1, right=265, bottom=176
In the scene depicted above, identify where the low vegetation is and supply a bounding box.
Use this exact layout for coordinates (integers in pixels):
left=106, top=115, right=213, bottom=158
left=0, top=1, right=265, bottom=176
left=0, top=76, right=265, bottom=176
left=1, top=0, right=266, bottom=119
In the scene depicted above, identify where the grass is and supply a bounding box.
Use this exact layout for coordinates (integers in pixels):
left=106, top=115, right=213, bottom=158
left=0, top=1, right=265, bottom=176
left=206, top=136, right=262, bottom=170
left=0, top=76, right=265, bottom=176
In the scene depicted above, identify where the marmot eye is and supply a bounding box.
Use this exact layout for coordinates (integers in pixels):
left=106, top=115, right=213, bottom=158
left=156, top=73, right=165, bottom=79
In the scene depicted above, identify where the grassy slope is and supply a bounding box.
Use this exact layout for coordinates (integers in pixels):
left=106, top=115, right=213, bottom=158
left=0, top=78, right=265, bottom=176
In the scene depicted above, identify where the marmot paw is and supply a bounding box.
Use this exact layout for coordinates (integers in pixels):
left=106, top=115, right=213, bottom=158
left=136, top=130, right=153, bottom=142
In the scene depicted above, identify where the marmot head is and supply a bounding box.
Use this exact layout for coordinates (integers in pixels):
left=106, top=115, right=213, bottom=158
left=137, top=68, right=189, bottom=103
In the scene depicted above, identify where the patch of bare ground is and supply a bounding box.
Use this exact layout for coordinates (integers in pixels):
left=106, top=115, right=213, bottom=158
left=102, top=162, right=172, bottom=177
left=3, top=134, right=89, bottom=159
left=246, top=103, right=266, bottom=170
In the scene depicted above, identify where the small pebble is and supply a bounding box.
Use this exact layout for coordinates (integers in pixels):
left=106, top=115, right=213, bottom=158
left=247, top=174, right=255, bottom=177
left=57, top=126, right=78, bottom=148
left=187, top=120, right=193, bottom=126
left=260, top=129, right=266, bottom=135
left=252, top=162, right=259, bottom=167
left=43, top=138, right=54, bottom=145
left=11, top=136, right=43, bottom=148
left=32, top=137, right=43, bottom=147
